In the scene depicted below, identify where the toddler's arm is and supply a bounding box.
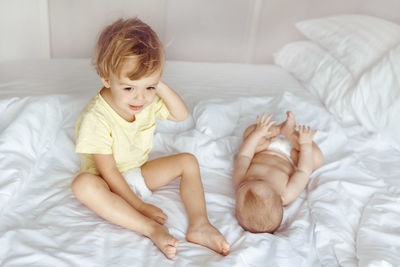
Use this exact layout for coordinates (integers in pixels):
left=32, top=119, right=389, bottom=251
left=93, top=154, right=168, bottom=224
left=233, top=114, right=275, bottom=188
left=281, top=125, right=316, bottom=205
left=156, top=81, right=189, bottom=122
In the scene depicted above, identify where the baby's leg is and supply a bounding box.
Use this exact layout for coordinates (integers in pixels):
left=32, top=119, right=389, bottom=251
left=280, top=111, right=324, bottom=169
left=280, top=111, right=299, bottom=149
left=290, top=143, right=324, bottom=170
left=141, top=153, right=230, bottom=256
left=71, top=173, right=178, bottom=259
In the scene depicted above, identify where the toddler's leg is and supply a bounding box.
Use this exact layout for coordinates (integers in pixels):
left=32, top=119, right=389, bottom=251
left=71, top=173, right=178, bottom=259
left=141, top=153, right=230, bottom=256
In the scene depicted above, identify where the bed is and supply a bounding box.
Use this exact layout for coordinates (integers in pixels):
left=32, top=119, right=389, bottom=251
left=1, top=14, right=399, bottom=267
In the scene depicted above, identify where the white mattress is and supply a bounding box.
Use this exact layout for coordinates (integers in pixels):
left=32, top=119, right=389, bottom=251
left=0, top=59, right=399, bottom=266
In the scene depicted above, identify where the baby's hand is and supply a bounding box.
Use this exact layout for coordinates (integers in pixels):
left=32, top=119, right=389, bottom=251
left=253, top=113, right=276, bottom=138
left=298, top=125, right=317, bottom=145
left=139, top=202, right=168, bottom=225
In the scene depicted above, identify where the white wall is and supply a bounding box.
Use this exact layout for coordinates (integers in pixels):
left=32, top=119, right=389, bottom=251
left=48, top=0, right=166, bottom=58
left=0, top=0, right=50, bottom=60
left=1, top=0, right=400, bottom=63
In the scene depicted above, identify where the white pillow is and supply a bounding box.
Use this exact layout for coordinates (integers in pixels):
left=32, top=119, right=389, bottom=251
left=274, top=41, right=357, bottom=125
left=344, top=44, right=400, bottom=149
left=296, top=14, right=400, bottom=79
left=156, top=114, right=195, bottom=133
left=193, top=98, right=240, bottom=139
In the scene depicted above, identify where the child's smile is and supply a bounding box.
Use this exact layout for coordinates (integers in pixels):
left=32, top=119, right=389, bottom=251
left=129, top=104, right=144, bottom=111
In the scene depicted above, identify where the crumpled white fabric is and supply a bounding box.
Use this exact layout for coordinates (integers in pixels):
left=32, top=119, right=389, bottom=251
left=1, top=60, right=399, bottom=266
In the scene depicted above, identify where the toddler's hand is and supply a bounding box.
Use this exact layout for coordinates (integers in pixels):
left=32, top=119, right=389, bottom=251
left=253, top=113, right=276, bottom=138
left=139, top=202, right=168, bottom=225
left=298, top=125, right=317, bottom=145
left=155, top=80, right=167, bottom=93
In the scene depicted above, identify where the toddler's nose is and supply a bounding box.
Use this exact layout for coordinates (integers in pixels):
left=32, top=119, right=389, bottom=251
left=133, top=91, right=145, bottom=100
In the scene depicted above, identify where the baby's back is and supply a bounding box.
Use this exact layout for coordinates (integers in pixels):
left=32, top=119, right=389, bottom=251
left=246, top=151, right=295, bottom=196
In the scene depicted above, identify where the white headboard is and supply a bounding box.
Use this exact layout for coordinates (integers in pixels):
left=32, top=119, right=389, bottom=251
left=1, top=0, right=399, bottom=63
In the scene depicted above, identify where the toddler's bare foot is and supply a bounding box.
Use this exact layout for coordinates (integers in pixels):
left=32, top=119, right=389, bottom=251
left=148, top=224, right=179, bottom=259
left=186, top=220, right=230, bottom=256
left=281, top=111, right=296, bottom=138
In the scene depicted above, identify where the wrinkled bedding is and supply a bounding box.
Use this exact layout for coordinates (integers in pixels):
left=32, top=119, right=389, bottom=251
left=0, top=60, right=399, bottom=267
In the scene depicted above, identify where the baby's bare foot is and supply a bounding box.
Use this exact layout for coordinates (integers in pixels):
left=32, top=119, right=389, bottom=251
left=149, top=224, right=179, bottom=259
left=281, top=111, right=296, bottom=138
left=186, top=220, right=230, bottom=256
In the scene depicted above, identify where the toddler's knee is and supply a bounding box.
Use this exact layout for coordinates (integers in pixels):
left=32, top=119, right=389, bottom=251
left=179, top=152, right=199, bottom=167
left=71, top=173, right=101, bottom=198
left=71, top=174, right=86, bottom=196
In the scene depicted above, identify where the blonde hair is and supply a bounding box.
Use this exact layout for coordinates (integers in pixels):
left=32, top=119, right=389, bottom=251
left=236, top=187, right=283, bottom=233
left=92, top=17, right=164, bottom=79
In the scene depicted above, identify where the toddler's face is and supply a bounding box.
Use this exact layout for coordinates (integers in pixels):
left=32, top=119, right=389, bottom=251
left=102, top=60, right=160, bottom=117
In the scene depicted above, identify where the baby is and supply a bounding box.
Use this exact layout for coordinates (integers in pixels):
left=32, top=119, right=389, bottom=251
left=72, top=18, right=229, bottom=259
left=233, top=111, right=324, bottom=233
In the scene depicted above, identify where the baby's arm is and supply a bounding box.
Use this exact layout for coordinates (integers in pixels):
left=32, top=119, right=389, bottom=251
left=233, top=155, right=252, bottom=189
left=233, top=114, right=275, bottom=188
left=156, top=81, right=189, bottom=122
left=93, top=154, right=168, bottom=224
left=242, top=124, right=271, bottom=153
left=281, top=126, right=316, bottom=205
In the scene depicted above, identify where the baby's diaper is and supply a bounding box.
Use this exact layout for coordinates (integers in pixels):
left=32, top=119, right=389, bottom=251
left=268, top=135, right=295, bottom=166
left=122, top=168, right=152, bottom=200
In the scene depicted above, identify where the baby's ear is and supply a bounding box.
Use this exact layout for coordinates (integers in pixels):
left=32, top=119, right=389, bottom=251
left=101, top=77, right=111, bottom=88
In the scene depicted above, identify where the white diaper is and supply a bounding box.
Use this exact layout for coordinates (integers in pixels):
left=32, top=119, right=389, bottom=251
left=268, top=135, right=295, bottom=166
left=122, top=168, right=152, bottom=200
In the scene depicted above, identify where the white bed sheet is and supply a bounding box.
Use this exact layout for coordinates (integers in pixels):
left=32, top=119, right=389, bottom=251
left=0, top=59, right=399, bottom=267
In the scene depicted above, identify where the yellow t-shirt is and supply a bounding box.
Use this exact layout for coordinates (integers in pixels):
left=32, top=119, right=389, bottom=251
left=75, top=92, right=169, bottom=175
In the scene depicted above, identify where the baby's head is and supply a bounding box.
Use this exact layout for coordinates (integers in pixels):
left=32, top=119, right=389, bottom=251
left=93, top=17, right=164, bottom=81
left=235, top=178, right=283, bottom=233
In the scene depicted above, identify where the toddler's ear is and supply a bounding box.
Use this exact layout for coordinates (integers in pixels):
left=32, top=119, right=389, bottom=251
left=101, top=77, right=111, bottom=88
